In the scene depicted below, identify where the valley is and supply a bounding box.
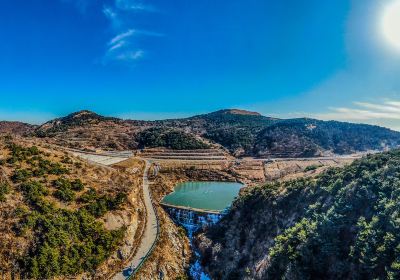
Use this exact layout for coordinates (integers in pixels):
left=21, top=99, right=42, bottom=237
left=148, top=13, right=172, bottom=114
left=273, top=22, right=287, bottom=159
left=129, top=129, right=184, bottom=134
left=0, top=109, right=399, bottom=280
left=4, top=1, right=400, bottom=279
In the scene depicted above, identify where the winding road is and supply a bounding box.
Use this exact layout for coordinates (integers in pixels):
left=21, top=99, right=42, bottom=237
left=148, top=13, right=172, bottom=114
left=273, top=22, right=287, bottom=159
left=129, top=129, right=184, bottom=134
left=71, top=151, right=159, bottom=280
left=113, top=160, right=159, bottom=280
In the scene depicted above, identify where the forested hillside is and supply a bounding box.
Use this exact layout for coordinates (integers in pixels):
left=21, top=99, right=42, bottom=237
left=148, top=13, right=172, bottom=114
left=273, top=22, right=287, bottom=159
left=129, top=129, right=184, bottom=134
left=0, top=138, right=136, bottom=279
left=253, top=119, right=400, bottom=157
left=197, top=149, right=400, bottom=279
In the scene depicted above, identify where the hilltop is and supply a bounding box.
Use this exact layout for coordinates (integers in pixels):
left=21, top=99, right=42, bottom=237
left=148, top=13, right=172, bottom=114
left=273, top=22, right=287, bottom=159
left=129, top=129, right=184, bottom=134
left=37, top=110, right=122, bottom=135
left=24, top=109, right=400, bottom=157
left=0, top=121, right=35, bottom=135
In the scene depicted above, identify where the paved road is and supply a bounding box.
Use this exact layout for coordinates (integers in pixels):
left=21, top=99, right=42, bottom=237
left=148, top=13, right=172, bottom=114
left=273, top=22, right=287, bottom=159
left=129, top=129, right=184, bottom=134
left=70, top=152, right=159, bottom=279
left=112, top=160, right=159, bottom=280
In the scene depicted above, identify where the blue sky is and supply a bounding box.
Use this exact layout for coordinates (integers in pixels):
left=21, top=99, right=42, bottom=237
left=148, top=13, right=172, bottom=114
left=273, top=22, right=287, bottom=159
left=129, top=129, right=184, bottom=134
left=1, top=0, right=400, bottom=130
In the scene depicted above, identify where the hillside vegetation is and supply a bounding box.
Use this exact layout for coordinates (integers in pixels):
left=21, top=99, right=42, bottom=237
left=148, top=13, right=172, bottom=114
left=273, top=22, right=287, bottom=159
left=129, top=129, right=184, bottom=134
left=254, top=118, right=400, bottom=157
left=0, top=138, right=133, bottom=279
left=136, top=127, right=210, bottom=150
left=197, top=149, right=400, bottom=279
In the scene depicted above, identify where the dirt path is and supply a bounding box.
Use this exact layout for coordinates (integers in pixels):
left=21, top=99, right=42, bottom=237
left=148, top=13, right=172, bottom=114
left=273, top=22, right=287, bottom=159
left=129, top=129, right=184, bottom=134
left=112, top=160, right=159, bottom=280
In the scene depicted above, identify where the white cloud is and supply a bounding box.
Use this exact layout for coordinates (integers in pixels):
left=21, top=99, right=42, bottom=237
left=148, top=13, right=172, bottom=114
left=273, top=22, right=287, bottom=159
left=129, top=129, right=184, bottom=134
left=108, top=41, right=126, bottom=52
left=316, top=100, right=400, bottom=121
left=115, top=50, right=145, bottom=61
left=62, top=0, right=162, bottom=65
left=109, top=29, right=135, bottom=45
left=104, top=28, right=164, bottom=64
left=289, top=100, right=400, bottom=131
left=103, top=6, right=122, bottom=28
left=115, top=0, right=157, bottom=12
left=101, top=1, right=162, bottom=65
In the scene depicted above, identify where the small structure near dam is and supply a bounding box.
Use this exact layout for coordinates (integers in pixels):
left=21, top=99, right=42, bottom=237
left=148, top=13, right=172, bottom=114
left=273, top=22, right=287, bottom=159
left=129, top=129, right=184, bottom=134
left=160, top=202, right=224, bottom=236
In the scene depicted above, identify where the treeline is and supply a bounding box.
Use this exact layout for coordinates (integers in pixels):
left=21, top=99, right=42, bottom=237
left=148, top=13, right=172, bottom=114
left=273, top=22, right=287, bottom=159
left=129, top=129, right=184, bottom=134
left=136, top=127, right=209, bottom=150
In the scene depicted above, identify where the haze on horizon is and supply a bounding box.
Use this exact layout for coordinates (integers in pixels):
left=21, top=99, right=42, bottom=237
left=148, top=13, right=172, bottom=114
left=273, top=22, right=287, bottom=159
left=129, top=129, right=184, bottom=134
left=1, top=0, right=400, bottom=130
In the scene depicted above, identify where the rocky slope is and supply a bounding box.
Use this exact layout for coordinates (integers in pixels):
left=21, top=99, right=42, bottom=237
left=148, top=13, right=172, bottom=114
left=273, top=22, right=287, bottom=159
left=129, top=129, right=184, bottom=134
left=32, top=109, right=400, bottom=157
left=196, top=149, right=400, bottom=279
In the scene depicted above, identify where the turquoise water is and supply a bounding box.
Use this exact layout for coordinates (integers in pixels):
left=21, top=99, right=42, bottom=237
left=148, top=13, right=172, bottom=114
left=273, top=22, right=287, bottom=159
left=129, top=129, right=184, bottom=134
left=162, top=181, right=243, bottom=211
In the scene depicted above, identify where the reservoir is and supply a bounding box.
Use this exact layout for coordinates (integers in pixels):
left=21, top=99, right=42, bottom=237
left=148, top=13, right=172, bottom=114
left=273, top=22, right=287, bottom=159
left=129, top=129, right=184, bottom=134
left=161, top=181, right=243, bottom=280
left=162, top=181, right=243, bottom=212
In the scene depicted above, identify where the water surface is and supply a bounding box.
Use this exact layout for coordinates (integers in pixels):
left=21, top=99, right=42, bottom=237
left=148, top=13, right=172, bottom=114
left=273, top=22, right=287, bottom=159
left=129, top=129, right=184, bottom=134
left=162, top=181, right=243, bottom=211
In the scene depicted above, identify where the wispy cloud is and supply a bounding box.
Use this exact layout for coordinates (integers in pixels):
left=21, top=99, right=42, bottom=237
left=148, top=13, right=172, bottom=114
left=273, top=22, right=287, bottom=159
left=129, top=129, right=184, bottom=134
left=279, top=100, right=400, bottom=131
left=115, top=50, right=145, bottom=61
left=314, top=100, right=400, bottom=121
left=63, top=0, right=162, bottom=65
left=103, top=6, right=121, bottom=28
left=102, top=1, right=163, bottom=65
left=115, top=0, right=157, bottom=12
left=109, top=29, right=135, bottom=45
left=104, top=28, right=163, bottom=64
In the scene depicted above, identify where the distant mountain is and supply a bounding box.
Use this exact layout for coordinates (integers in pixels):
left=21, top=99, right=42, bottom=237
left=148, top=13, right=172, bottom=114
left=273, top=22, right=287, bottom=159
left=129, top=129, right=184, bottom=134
left=0, top=121, right=35, bottom=135
left=158, top=111, right=400, bottom=157
left=197, top=149, right=400, bottom=279
left=254, top=118, right=400, bottom=157
left=30, top=109, right=400, bottom=157
left=36, top=110, right=121, bottom=136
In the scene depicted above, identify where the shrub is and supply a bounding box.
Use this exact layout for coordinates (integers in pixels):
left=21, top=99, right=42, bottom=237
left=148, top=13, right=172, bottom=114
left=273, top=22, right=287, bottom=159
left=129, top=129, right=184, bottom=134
left=0, top=183, right=10, bottom=202
left=304, top=164, right=321, bottom=172
left=53, top=178, right=75, bottom=203
left=11, top=169, right=32, bottom=183
left=79, top=188, right=97, bottom=203
left=71, top=179, right=84, bottom=191
left=20, top=181, right=49, bottom=203
left=84, top=193, right=127, bottom=218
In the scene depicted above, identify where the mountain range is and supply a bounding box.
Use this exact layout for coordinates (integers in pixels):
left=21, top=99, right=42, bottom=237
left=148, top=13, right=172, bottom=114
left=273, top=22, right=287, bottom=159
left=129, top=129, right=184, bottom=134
left=1, top=109, right=399, bottom=158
